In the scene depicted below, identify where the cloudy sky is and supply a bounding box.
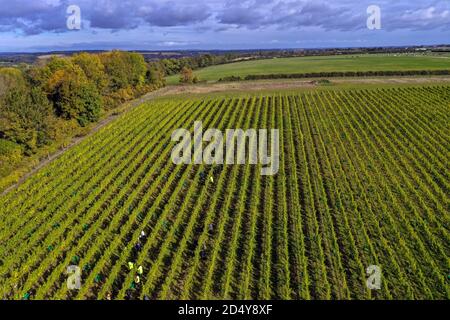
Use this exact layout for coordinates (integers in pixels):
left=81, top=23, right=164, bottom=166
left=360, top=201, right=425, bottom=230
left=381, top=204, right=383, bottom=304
left=0, top=0, right=449, bottom=52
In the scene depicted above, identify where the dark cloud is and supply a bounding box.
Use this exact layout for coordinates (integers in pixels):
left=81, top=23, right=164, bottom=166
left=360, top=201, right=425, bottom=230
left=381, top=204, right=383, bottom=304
left=0, top=0, right=448, bottom=36
left=273, top=1, right=364, bottom=31
left=0, top=0, right=212, bottom=34
left=0, top=0, right=69, bottom=34
left=218, top=9, right=263, bottom=29
left=216, top=0, right=450, bottom=32
left=140, top=2, right=211, bottom=27
left=88, top=1, right=140, bottom=30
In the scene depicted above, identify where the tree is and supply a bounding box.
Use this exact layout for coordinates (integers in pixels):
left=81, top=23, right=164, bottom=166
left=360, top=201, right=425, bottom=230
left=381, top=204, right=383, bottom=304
left=180, top=67, right=194, bottom=84
left=146, top=62, right=166, bottom=88
left=0, top=138, right=23, bottom=177
left=100, top=51, right=147, bottom=91
left=126, top=52, right=147, bottom=86
left=0, top=68, right=27, bottom=97
left=44, top=63, right=102, bottom=126
left=72, top=53, right=108, bottom=94
left=0, top=85, right=53, bottom=152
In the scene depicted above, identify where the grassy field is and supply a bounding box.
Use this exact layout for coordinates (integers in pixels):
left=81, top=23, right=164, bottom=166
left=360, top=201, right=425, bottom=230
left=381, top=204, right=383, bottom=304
left=0, top=85, right=448, bottom=300
left=167, top=54, right=450, bottom=84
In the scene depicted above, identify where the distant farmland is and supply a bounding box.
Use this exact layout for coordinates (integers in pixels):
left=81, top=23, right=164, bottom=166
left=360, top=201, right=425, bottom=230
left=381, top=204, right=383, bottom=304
left=167, top=54, right=450, bottom=84
left=0, top=85, right=448, bottom=300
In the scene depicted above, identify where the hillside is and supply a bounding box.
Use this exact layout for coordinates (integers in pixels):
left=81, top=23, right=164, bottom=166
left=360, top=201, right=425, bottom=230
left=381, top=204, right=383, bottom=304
left=166, top=54, right=450, bottom=84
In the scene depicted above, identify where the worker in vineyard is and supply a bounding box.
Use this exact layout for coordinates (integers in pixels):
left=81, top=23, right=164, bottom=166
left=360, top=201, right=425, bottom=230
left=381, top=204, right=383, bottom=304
left=72, top=255, right=80, bottom=265
left=134, top=241, right=143, bottom=252
left=94, top=274, right=102, bottom=284
left=128, top=261, right=134, bottom=270
left=139, top=230, right=146, bottom=240
left=137, top=265, right=143, bottom=275
left=125, top=290, right=133, bottom=299
left=200, top=243, right=207, bottom=260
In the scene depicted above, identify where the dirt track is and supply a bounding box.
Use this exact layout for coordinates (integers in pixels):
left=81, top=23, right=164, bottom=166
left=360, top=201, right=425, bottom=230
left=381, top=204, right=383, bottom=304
left=153, top=76, right=450, bottom=96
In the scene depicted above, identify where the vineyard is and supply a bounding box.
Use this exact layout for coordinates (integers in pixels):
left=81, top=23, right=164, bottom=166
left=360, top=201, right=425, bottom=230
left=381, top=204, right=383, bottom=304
left=0, top=85, right=449, bottom=300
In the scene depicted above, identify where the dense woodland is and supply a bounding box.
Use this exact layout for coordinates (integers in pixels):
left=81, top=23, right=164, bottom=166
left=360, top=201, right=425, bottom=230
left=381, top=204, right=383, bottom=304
left=0, top=51, right=166, bottom=181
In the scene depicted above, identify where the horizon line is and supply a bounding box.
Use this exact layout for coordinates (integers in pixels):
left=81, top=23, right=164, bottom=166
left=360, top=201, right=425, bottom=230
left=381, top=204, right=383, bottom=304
left=1, top=43, right=450, bottom=55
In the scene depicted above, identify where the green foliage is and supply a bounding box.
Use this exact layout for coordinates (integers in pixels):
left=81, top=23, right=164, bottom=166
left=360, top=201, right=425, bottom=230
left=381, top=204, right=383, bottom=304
left=317, top=79, right=332, bottom=85
left=146, top=62, right=166, bottom=88
left=0, top=84, right=53, bottom=151
left=100, top=51, right=147, bottom=91
left=72, top=53, right=109, bottom=94
left=46, top=56, right=73, bottom=73
left=159, top=53, right=235, bottom=77
left=41, top=61, right=102, bottom=126
left=179, top=67, right=194, bottom=84
left=0, top=68, right=27, bottom=97
left=0, top=139, right=21, bottom=156
left=0, top=139, right=22, bottom=176
left=48, top=68, right=102, bottom=126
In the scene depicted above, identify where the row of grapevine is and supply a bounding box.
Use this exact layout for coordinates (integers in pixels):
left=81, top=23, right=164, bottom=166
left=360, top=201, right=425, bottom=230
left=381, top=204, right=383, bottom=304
left=0, top=85, right=448, bottom=299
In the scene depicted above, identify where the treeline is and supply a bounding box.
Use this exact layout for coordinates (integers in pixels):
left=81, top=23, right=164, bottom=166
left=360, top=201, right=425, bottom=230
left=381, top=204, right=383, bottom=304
left=154, top=53, right=260, bottom=77
left=218, top=69, right=450, bottom=82
left=151, top=48, right=443, bottom=78
left=0, top=51, right=165, bottom=178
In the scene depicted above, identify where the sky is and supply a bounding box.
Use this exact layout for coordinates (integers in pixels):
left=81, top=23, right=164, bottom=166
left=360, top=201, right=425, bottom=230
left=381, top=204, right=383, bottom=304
left=0, top=0, right=449, bottom=52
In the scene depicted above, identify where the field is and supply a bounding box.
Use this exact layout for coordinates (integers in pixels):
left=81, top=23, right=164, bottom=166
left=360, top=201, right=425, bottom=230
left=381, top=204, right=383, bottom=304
left=0, top=85, right=449, bottom=300
left=166, top=54, right=450, bottom=84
